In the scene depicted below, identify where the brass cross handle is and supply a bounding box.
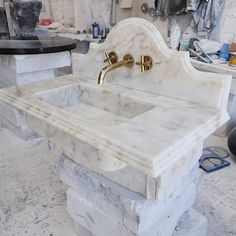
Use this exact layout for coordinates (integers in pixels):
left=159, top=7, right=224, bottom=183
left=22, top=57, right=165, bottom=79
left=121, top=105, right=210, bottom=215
left=135, top=56, right=153, bottom=73
left=104, top=51, right=118, bottom=65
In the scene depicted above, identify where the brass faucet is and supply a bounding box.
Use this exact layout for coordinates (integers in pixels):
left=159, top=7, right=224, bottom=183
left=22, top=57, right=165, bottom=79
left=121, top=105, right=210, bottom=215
left=97, top=52, right=134, bottom=85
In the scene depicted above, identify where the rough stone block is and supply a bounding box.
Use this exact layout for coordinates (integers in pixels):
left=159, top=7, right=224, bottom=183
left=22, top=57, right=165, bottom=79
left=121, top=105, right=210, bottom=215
left=173, top=209, right=208, bottom=236
left=97, top=142, right=203, bottom=200
left=68, top=190, right=135, bottom=236
left=0, top=52, right=71, bottom=86
left=67, top=178, right=197, bottom=236
left=60, top=142, right=202, bottom=202
left=60, top=155, right=201, bottom=235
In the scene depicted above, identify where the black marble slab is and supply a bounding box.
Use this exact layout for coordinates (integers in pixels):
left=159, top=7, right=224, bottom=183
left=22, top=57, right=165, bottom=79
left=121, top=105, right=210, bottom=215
left=0, top=36, right=77, bottom=55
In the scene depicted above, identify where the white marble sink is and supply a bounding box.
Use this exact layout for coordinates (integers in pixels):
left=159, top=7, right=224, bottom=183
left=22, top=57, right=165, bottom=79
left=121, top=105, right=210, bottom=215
left=0, top=18, right=232, bottom=177
left=36, top=81, right=155, bottom=127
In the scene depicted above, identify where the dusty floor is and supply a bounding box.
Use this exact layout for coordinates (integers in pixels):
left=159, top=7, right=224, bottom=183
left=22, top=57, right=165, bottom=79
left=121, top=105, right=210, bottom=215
left=194, top=135, right=236, bottom=236
left=0, top=128, right=76, bottom=236
left=0, top=127, right=235, bottom=236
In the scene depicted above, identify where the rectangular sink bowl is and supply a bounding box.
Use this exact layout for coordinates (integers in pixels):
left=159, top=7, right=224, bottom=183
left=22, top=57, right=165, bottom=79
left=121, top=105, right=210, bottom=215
left=36, top=81, right=155, bottom=127
left=0, top=74, right=229, bottom=177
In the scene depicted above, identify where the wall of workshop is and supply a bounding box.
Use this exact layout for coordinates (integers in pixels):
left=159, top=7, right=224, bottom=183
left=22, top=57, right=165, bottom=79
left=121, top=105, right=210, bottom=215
left=130, top=0, right=195, bottom=41
left=218, top=0, right=236, bottom=43
left=40, top=0, right=132, bottom=29
left=131, top=0, right=236, bottom=43
left=40, top=0, right=236, bottom=43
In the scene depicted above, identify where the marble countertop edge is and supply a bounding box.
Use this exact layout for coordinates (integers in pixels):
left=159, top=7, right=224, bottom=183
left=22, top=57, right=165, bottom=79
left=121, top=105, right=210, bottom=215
left=0, top=88, right=228, bottom=177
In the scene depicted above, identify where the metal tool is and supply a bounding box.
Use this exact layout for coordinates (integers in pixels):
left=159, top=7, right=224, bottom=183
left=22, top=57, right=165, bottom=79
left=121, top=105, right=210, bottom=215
left=189, top=39, right=213, bottom=64
left=141, top=3, right=149, bottom=13
left=194, top=41, right=213, bottom=63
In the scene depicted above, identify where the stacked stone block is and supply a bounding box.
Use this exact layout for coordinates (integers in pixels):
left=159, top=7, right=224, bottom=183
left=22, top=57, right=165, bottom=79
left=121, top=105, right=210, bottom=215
left=59, top=143, right=208, bottom=236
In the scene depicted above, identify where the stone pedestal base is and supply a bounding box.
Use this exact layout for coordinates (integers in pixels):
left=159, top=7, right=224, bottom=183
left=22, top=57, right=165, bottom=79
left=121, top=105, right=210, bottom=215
left=0, top=52, right=71, bottom=87
left=0, top=51, right=71, bottom=139
left=59, top=152, right=207, bottom=236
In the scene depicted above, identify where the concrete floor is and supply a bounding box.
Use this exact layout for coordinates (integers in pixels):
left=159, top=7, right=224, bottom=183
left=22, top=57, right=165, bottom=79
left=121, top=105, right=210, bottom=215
left=0, top=127, right=235, bottom=236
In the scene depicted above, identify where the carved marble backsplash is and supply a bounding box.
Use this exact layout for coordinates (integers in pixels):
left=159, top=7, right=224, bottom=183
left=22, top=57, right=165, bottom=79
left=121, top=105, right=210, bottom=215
left=73, top=18, right=231, bottom=110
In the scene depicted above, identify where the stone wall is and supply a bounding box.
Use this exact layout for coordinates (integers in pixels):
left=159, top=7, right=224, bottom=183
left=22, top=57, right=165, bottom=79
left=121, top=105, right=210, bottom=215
left=219, top=0, right=236, bottom=43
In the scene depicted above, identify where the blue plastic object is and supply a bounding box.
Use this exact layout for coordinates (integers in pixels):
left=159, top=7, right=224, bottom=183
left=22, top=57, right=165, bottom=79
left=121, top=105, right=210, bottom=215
left=199, top=146, right=230, bottom=173
left=199, top=157, right=230, bottom=173
left=219, top=43, right=230, bottom=61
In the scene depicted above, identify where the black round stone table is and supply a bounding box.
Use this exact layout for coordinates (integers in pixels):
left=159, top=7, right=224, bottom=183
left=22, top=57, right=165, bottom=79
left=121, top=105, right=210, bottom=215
left=0, top=36, right=77, bottom=55
left=0, top=36, right=77, bottom=89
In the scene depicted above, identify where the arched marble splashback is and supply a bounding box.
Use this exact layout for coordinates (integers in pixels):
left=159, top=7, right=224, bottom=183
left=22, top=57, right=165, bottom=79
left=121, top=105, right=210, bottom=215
left=73, top=17, right=231, bottom=111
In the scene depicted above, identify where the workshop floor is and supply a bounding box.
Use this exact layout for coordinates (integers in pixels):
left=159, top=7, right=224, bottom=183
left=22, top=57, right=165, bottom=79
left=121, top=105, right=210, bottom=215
left=0, top=127, right=235, bottom=236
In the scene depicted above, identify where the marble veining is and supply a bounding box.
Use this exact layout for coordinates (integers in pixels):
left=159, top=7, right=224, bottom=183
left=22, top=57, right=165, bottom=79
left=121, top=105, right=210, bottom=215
left=0, top=18, right=231, bottom=177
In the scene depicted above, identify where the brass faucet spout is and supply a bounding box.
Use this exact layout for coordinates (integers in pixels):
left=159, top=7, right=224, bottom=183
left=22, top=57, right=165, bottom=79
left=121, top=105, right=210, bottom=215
left=97, top=54, right=134, bottom=85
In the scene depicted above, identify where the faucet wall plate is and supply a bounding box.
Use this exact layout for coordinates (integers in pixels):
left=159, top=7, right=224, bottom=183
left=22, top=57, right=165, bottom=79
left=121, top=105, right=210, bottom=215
left=136, top=55, right=153, bottom=73
left=123, top=54, right=134, bottom=68
left=104, top=51, right=118, bottom=65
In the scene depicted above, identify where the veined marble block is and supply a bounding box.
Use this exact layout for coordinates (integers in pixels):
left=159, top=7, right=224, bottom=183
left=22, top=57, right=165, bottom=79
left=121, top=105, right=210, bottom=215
left=60, top=141, right=202, bottom=202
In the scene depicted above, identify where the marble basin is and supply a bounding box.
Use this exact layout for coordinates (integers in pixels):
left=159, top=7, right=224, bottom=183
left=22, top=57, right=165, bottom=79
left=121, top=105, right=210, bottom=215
left=36, top=81, right=155, bottom=127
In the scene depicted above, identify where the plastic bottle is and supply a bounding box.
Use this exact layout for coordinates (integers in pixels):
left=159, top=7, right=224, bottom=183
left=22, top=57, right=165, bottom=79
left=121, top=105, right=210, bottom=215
left=92, top=23, right=99, bottom=39
left=170, top=24, right=181, bottom=50
left=180, top=33, right=191, bottom=51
